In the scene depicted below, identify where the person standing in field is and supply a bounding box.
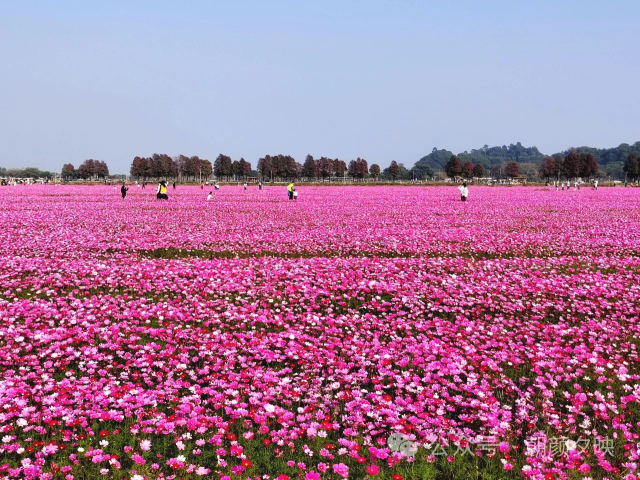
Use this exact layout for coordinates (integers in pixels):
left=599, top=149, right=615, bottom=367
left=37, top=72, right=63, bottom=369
left=157, top=181, right=169, bottom=200
left=243, top=182, right=247, bottom=191
left=120, top=183, right=129, bottom=200
left=458, top=183, right=469, bottom=202
left=207, top=191, right=213, bottom=201
left=173, top=181, right=176, bottom=190
left=287, top=182, right=295, bottom=200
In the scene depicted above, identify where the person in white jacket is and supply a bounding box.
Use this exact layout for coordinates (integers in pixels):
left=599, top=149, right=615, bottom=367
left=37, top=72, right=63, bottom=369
left=458, top=183, right=469, bottom=202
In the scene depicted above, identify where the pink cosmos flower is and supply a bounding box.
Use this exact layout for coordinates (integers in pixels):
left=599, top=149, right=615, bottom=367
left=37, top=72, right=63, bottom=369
left=366, top=464, right=380, bottom=475
left=333, top=463, right=349, bottom=477
left=578, top=464, right=591, bottom=473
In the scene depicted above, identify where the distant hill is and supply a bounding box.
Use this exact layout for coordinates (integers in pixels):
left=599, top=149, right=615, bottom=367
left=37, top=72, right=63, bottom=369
left=414, top=141, right=640, bottom=180
left=552, top=142, right=640, bottom=165
left=459, top=143, right=545, bottom=169
left=414, top=143, right=544, bottom=171
left=413, top=148, right=455, bottom=171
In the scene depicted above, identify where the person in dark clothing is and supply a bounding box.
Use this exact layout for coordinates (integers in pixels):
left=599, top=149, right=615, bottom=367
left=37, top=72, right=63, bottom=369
left=173, top=181, right=176, bottom=190
left=121, top=184, right=129, bottom=199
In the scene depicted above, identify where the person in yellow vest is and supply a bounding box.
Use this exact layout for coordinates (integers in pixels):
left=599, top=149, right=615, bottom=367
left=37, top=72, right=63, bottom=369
left=287, top=182, right=295, bottom=200
left=156, top=181, right=169, bottom=200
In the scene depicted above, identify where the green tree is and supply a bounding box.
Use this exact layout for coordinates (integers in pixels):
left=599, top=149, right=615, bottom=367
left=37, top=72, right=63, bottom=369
left=302, top=155, right=315, bottom=178
left=201, top=159, right=213, bottom=179
left=410, top=163, right=433, bottom=179
left=388, top=161, right=400, bottom=180
left=472, top=164, right=486, bottom=178
left=624, top=153, right=639, bottom=181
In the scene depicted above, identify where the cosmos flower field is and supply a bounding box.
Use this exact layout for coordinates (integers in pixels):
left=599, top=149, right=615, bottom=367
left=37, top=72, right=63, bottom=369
left=0, top=185, right=639, bottom=480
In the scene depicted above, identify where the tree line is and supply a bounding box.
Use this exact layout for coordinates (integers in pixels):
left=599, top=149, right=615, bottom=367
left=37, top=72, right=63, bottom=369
left=444, top=151, right=600, bottom=181
left=129, top=153, right=436, bottom=182
left=416, top=141, right=640, bottom=181
left=129, top=154, right=257, bottom=181
left=538, top=152, right=599, bottom=181
left=62, top=160, right=110, bottom=180
left=256, top=155, right=437, bottom=181
left=28, top=141, right=640, bottom=184
left=1, top=167, right=56, bottom=179
left=1, top=160, right=110, bottom=181
left=444, top=156, right=488, bottom=180
left=131, top=154, right=209, bottom=181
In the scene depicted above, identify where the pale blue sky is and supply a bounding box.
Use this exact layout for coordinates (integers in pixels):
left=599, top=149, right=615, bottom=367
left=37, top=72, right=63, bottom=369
left=1, top=0, right=639, bottom=173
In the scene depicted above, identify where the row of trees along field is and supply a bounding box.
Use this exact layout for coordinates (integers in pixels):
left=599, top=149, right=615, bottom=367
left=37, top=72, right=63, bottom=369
left=538, top=152, right=599, bottom=181
left=1, top=167, right=56, bottom=179
left=258, top=155, right=433, bottom=181
left=129, top=154, right=254, bottom=181
left=61, top=160, right=110, bottom=180
left=127, top=153, right=432, bottom=182
left=445, top=152, right=600, bottom=181
left=130, top=155, right=211, bottom=181
left=47, top=141, right=640, bottom=183
left=444, top=156, right=489, bottom=179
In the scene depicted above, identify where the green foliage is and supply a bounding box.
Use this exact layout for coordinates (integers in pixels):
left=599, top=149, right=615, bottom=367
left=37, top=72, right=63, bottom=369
left=410, top=163, right=433, bottom=179
left=459, top=142, right=545, bottom=169
left=2, top=167, right=53, bottom=179
left=414, top=147, right=455, bottom=171
left=472, top=164, right=486, bottom=178
left=623, top=153, right=639, bottom=180
left=385, top=161, right=401, bottom=180
left=600, top=162, right=623, bottom=179
left=413, top=141, right=639, bottom=180
left=558, top=141, right=640, bottom=166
